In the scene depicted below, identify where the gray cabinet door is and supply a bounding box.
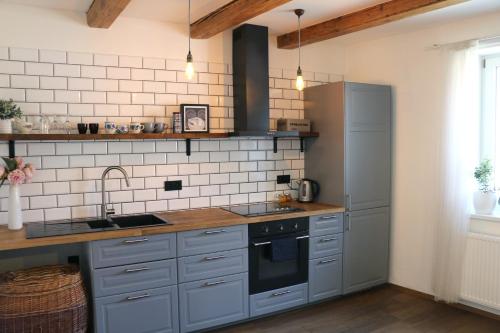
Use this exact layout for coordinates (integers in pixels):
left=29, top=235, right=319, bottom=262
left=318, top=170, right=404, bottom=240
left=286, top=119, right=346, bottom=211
left=249, top=283, right=308, bottom=317
left=343, top=208, right=390, bottom=294
left=177, top=225, right=248, bottom=257
left=345, top=83, right=391, bottom=211
left=309, top=234, right=343, bottom=260
left=309, top=255, right=342, bottom=302
left=94, top=286, right=179, bottom=333
left=178, top=273, right=249, bottom=332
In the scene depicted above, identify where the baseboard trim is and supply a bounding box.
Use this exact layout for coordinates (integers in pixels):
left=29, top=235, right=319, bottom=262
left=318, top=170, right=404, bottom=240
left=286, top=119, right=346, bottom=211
left=388, top=283, right=500, bottom=322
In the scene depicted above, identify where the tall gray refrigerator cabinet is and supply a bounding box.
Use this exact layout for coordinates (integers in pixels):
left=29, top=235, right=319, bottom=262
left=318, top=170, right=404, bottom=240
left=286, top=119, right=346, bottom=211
left=304, top=81, right=391, bottom=295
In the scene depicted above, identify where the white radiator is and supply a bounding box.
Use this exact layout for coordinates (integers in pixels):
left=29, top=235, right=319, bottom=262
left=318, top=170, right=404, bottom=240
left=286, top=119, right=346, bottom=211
left=461, top=232, right=500, bottom=312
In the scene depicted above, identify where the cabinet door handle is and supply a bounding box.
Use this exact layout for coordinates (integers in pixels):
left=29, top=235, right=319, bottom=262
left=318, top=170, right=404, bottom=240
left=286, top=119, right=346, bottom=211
left=123, top=238, right=149, bottom=244
left=296, top=235, right=309, bottom=240
left=320, top=215, right=337, bottom=220
left=126, top=293, right=150, bottom=301
left=204, top=255, right=226, bottom=261
left=204, top=229, right=227, bottom=235
left=319, top=258, right=337, bottom=264
left=204, top=280, right=226, bottom=287
left=271, top=290, right=292, bottom=297
left=253, top=241, right=271, bottom=246
left=125, top=267, right=150, bottom=273
left=320, top=237, right=337, bottom=242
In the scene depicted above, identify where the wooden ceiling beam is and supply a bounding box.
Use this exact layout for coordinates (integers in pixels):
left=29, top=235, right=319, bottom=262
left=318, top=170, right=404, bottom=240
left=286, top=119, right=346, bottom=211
left=277, top=0, right=468, bottom=49
left=87, top=0, right=132, bottom=28
left=191, top=0, right=291, bottom=39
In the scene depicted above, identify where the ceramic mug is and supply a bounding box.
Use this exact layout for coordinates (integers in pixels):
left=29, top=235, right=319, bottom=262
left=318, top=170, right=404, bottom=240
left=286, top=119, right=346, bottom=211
left=89, top=123, right=99, bottom=134
left=116, top=124, right=129, bottom=134
left=104, top=121, right=116, bottom=134
left=143, top=122, right=155, bottom=133
left=77, top=123, right=88, bottom=134
left=130, top=122, right=145, bottom=134
left=154, top=122, right=165, bottom=133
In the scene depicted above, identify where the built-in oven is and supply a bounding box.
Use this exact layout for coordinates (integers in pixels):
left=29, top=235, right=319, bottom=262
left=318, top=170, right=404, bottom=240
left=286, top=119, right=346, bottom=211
left=248, top=217, right=309, bottom=294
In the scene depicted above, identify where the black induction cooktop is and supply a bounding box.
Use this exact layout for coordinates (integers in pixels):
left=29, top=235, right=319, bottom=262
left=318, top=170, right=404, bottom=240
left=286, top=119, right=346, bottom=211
left=221, top=202, right=304, bottom=217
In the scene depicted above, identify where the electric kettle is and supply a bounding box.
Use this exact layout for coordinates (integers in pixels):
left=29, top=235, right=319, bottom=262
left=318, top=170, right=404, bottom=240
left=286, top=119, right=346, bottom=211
left=297, top=179, right=320, bottom=202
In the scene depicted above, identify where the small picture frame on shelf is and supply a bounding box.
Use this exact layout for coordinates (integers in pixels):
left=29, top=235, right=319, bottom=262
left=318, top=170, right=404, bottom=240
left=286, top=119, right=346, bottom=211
left=180, top=104, right=209, bottom=133
left=172, top=112, right=182, bottom=134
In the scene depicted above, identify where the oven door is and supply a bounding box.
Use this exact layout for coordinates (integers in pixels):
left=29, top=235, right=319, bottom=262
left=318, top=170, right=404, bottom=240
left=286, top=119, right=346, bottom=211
left=249, top=232, right=309, bottom=294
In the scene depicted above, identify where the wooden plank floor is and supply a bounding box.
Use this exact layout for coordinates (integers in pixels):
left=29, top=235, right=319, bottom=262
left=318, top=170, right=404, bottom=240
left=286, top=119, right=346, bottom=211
left=214, top=285, right=500, bottom=333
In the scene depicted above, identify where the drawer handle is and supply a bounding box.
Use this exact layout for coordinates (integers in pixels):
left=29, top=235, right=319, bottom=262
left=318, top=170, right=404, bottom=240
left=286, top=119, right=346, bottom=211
left=204, top=229, right=228, bottom=235
left=204, top=280, right=226, bottom=287
left=320, top=215, right=337, bottom=220
left=319, top=258, right=337, bottom=264
left=126, top=293, right=150, bottom=301
left=204, top=255, right=226, bottom=261
left=320, top=237, right=337, bottom=242
left=253, top=241, right=271, bottom=247
left=125, top=267, right=150, bottom=273
left=271, top=290, right=292, bottom=297
left=296, top=235, right=309, bottom=240
left=123, top=238, right=149, bottom=244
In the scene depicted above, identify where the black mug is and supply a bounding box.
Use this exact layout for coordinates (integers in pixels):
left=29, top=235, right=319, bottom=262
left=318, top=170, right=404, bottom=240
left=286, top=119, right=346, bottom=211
left=89, top=123, right=99, bottom=134
left=77, top=123, right=88, bottom=134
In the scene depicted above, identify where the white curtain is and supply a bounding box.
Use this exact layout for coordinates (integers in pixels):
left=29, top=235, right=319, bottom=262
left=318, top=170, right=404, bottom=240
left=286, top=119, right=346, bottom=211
left=432, top=41, right=479, bottom=303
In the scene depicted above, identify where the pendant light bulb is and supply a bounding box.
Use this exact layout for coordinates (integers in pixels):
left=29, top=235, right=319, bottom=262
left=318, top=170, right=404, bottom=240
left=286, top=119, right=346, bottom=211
left=294, top=9, right=305, bottom=92
left=185, top=0, right=195, bottom=81
left=296, top=67, right=304, bottom=91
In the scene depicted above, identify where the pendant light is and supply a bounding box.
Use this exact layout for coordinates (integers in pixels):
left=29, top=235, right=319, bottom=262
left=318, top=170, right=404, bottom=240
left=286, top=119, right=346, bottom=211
left=295, top=9, right=305, bottom=91
left=185, top=0, right=195, bottom=80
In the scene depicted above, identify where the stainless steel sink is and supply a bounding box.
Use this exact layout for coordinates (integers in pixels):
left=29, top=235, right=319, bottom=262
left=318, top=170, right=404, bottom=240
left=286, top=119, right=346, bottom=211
left=86, top=214, right=168, bottom=230
left=110, top=214, right=167, bottom=229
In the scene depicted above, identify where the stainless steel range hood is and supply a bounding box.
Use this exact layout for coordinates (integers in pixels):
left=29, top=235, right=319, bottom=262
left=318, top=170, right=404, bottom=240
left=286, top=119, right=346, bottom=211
left=232, top=24, right=271, bottom=136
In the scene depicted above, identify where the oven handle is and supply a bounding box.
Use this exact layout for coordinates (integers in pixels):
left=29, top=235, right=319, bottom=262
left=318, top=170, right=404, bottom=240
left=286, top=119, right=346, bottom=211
left=252, top=235, right=309, bottom=246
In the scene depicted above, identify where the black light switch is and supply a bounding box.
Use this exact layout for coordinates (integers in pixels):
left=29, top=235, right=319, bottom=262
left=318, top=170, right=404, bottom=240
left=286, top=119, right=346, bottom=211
left=277, top=175, right=291, bottom=184
left=165, top=180, right=182, bottom=191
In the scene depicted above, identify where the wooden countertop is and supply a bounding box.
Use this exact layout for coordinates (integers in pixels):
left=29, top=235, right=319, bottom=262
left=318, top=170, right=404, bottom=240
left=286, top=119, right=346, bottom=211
left=0, top=202, right=344, bottom=251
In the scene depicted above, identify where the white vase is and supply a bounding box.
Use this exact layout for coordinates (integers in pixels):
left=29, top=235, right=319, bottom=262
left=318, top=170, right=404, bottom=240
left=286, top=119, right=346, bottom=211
left=473, top=190, right=497, bottom=215
left=0, top=119, right=12, bottom=134
left=8, top=184, right=23, bottom=230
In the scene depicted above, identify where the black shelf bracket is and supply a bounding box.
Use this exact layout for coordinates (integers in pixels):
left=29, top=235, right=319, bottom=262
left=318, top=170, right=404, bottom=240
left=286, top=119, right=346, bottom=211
left=300, top=137, right=304, bottom=152
left=186, top=138, right=191, bottom=156
left=273, top=137, right=278, bottom=153
left=8, top=140, right=15, bottom=158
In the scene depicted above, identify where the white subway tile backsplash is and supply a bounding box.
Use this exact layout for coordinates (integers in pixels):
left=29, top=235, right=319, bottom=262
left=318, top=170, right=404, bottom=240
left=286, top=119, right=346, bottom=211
left=67, top=52, right=93, bottom=65
left=0, top=74, right=9, bottom=87
left=107, top=67, right=130, bottom=80
left=55, top=90, right=80, bottom=103
left=40, top=49, right=66, bottom=64
left=82, top=142, right=107, bottom=154
left=11, top=75, right=39, bottom=88
left=30, top=195, right=57, bottom=209
left=0, top=60, right=24, bottom=74
left=143, top=57, right=165, bottom=70
left=0, top=47, right=8, bottom=60
left=168, top=198, right=189, bottom=211
left=0, top=88, right=25, bottom=101
left=131, top=68, right=154, bottom=81
left=119, top=55, right=142, bottom=68
left=54, top=64, right=80, bottom=77
left=44, top=182, right=70, bottom=195
left=94, top=54, right=118, bottom=67
left=45, top=207, right=71, bottom=221
left=40, top=76, right=67, bottom=89
left=57, top=168, right=83, bottom=181
left=10, top=47, right=38, bottom=61
left=81, top=91, right=106, bottom=103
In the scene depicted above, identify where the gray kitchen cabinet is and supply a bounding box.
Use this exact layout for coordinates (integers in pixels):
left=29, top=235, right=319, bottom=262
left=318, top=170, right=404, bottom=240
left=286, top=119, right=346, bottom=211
left=177, top=248, right=248, bottom=283
left=345, top=83, right=391, bottom=211
left=178, top=272, right=249, bottom=333
left=309, top=233, right=343, bottom=259
left=343, top=207, right=390, bottom=294
left=177, top=225, right=248, bottom=257
left=309, top=255, right=342, bottom=302
left=91, top=258, right=177, bottom=298
left=94, top=285, right=179, bottom=333
left=310, top=213, right=344, bottom=237
left=249, top=283, right=308, bottom=317
left=89, top=233, right=176, bottom=268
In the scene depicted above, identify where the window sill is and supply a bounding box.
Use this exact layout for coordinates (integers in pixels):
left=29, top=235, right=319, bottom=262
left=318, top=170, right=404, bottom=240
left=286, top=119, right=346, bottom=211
left=470, top=212, right=500, bottom=237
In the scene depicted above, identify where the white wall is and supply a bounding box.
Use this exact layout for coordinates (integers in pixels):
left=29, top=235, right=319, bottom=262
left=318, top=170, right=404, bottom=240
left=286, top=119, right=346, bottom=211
left=344, top=11, right=500, bottom=295
left=0, top=3, right=346, bottom=75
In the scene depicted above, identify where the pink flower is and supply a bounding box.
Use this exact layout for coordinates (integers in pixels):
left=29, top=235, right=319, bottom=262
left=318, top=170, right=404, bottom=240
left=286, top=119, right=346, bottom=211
left=15, top=157, right=25, bottom=170
left=23, top=167, right=33, bottom=183
left=0, top=165, right=4, bottom=179
left=7, top=169, right=25, bottom=186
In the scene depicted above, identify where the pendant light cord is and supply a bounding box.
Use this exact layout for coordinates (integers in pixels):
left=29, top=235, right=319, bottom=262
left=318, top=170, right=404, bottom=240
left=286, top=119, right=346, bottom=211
left=298, top=13, right=301, bottom=68
left=188, top=0, right=191, bottom=53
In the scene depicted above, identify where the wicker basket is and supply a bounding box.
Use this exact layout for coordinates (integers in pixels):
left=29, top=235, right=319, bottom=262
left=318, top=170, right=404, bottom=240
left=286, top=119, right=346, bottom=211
left=0, top=265, right=88, bottom=333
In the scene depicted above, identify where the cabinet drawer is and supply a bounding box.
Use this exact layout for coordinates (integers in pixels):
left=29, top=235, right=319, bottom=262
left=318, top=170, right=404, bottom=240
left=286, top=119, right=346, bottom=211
left=249, top=283, right=308, bottom=317
left=310, top=213, right=343, bottom=236
left=92, top=259, right=177, bottom=298
left=178, top=273, right=248, bottom=333
left=309, top=254, right=342, bottom=302
left=178, top=248, right=248, bottom=283
left=90, top=233, right=176, bottom=269
left=309, top=234, right=343, bottom=259
left=177, top=225, right=248, bottom=257
left=94, top=285, right=179, bottom=333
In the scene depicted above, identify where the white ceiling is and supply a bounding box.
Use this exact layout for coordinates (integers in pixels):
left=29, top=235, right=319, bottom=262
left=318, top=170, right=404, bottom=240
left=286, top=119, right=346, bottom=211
left=2, top=0, right=500, bottom=40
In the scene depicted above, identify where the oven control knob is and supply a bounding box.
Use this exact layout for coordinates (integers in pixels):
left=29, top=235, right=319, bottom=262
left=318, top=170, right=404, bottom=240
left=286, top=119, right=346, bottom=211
left=279, top=225, right=284, bottom=231
left=264, top=226, right=269, bottom=233
left=294, top=223, right=298, bottom=230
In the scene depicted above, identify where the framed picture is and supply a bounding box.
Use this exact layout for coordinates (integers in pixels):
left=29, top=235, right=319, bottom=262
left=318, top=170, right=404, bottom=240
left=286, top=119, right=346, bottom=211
left=180, top=104, right=209, bottom=133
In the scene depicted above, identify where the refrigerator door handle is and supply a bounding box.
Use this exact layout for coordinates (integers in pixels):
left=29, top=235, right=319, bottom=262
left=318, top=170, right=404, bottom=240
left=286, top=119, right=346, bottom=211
left=345, top=213, right=351, bottom=232
left=346, top=194, right=351, bottom=211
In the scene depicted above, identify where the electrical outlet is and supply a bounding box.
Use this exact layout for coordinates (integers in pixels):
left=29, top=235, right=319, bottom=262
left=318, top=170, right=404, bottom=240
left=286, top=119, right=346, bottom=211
left=277, top=175, right=291, bottom=184
left=165, top=180, right=182, bottom=191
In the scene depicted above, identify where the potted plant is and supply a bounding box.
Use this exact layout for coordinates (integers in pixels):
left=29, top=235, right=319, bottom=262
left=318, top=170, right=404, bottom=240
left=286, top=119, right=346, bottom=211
left=473, top=159, right=497, bottom=215
left=0, top=99, right=23, bottom=133
left=0, top=157, right=35, bottom=230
